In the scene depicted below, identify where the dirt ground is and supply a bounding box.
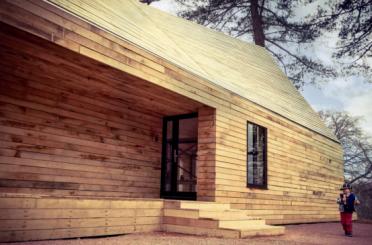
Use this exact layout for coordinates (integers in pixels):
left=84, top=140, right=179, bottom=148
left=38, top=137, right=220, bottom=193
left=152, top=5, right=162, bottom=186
left=5, top=222, right=372, bottom=245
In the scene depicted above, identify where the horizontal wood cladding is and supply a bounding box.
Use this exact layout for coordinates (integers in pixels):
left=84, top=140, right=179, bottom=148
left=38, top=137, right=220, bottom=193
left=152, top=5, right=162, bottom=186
left=0, top=22, right=203, bottom=198
left=196, top=107, right=216, bottom=201
left=42, top=0, right=337, bottom=141
left=0, top=0, right=343, bottom=225
left=0, top=196, right=163, bottom=242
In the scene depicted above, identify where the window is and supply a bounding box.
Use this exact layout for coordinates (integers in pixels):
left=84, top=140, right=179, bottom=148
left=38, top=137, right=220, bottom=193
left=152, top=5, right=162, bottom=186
left=247, top=122, right=267, bottom=188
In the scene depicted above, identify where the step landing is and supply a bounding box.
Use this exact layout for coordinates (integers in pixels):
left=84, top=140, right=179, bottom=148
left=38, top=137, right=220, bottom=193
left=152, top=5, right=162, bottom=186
left=163, top=200, right=285, bottom=238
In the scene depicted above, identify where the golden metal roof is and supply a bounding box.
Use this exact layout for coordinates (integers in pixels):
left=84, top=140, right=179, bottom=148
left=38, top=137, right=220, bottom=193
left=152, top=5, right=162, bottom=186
left=47, top=0, right=338, bottom=142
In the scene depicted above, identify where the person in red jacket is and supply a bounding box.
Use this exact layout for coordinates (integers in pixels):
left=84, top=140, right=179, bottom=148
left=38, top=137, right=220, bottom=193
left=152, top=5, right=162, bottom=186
left=337, top=183, right=360, bottom=237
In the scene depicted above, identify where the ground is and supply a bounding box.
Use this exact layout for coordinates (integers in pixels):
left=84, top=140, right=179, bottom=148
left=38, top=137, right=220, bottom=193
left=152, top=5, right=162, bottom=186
left=5, top=222, right=372, bottom=245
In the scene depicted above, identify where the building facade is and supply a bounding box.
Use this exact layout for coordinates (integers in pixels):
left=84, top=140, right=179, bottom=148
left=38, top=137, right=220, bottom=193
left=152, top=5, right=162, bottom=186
left=0, top=0, right=344, bottom=242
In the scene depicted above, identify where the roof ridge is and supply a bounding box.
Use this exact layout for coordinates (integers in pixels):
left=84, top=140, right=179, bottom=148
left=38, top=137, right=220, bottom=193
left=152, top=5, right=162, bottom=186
left=46, top=0, right=339, bottom=142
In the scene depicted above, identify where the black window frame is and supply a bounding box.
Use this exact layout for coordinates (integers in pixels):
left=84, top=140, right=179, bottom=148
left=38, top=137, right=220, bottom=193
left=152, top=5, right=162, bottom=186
left=246, top=121, right=268, bottom=189
left=160, top=112, right=198, bottom=200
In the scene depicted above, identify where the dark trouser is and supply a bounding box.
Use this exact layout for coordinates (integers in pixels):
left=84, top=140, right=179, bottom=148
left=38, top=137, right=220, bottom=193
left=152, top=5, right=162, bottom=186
left=340, top=212, right=353, bottom=234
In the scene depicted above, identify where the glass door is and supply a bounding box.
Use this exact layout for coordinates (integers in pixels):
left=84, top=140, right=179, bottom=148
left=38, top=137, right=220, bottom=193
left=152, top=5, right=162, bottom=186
left=161, top=113, right=198, bottom=200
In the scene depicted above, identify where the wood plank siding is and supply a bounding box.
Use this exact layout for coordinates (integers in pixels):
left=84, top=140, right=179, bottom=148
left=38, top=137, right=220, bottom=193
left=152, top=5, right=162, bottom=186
left=0, top=22, right=204, bottom=198
left=0, top=0, right=344, bottom=228
left=0, top=195, right=163, bottom=242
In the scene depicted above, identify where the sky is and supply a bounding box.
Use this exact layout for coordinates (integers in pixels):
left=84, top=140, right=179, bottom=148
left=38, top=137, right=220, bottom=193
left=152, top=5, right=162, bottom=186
left=150, top=0, right=372, bottom=136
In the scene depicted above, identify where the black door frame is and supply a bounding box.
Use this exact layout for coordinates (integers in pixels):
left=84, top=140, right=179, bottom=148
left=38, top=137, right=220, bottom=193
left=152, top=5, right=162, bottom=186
left=160, top=112, right=198, bottom=200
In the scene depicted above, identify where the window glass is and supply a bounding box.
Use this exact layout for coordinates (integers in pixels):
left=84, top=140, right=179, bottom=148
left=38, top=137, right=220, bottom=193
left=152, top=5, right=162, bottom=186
left=247, top=122, right=267, bottom=188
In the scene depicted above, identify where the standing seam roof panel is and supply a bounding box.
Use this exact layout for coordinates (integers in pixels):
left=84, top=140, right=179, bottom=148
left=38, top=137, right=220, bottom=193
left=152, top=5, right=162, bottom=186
left=47, top=0, right=338, bottom=142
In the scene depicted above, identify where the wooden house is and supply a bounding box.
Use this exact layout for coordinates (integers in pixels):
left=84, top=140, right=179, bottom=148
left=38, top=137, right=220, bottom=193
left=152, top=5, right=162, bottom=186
left=0, top=0, right=344, bottom=242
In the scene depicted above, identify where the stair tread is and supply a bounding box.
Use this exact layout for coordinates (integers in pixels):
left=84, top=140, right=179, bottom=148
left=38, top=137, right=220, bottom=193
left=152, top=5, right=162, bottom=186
left=240, top=229, right=285, bottom=237
left=164, top=224, right=240, bottom=238
left=241, top=225, right=284, bottom=230
left=220, top=222, right=271, bottom=230
left=163, top=200, right=285, bottom=238
left=164, top=208, right=262, bottom=220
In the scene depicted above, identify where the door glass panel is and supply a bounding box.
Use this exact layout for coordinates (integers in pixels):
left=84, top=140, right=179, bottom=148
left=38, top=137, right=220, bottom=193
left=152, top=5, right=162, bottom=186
left=179, top=117, right=198, bottom=140
left=177, top=117, right=197, bottom=192
left=177, top=142, right=197, bottom=192
left=162, top=115, right=198, bottom=198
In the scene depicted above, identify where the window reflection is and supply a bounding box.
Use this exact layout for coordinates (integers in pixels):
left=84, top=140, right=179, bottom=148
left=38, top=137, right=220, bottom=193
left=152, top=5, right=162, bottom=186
left=247, top=122, right=267, bottom=188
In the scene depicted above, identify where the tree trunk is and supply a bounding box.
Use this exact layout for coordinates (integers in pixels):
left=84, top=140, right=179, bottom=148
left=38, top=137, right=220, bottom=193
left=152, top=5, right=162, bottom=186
left=250, top=0, right=265, bottom=47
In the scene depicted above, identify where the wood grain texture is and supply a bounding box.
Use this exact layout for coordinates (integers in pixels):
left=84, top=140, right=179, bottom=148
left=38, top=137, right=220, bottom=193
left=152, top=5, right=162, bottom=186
left=0, top=195, right=163, bottom=242
left=196, top=107, right=216, bottom=201
left=0, top=22, right=203, bottom=198
left=44, top=0, right=338, bottom=142
left=0, top=0, right=344, bottom=231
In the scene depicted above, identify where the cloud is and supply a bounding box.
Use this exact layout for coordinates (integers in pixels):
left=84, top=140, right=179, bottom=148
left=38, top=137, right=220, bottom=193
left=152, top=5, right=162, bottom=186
left=151, top=0, right=181, bottom=14
left=302, top=77, right=372, bottom=136
left=150, top=2, right=372, bottom=136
